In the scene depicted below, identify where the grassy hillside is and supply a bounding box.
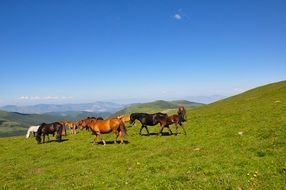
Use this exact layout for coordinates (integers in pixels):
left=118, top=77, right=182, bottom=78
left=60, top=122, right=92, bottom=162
left=112, top=100, right=204, bottom=117
left=0, top=111, right=66, bottom=137
left=0, top=81, right=285, bottom=189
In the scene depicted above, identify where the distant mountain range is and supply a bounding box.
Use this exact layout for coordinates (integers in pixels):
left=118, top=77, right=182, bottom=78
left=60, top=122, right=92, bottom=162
left=0, top=101, right=125, bottom=114
left=112, top=100, right=204, bottom=116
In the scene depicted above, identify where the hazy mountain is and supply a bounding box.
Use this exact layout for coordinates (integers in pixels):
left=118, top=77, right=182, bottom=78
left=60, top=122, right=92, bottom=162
left=112, top=100, right=204, bottom=116
left=0, top=101, right=125, bottom=114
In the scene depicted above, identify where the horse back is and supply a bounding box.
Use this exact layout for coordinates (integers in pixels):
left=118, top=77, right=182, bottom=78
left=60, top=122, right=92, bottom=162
left=90, top=118, right=121, bottom=133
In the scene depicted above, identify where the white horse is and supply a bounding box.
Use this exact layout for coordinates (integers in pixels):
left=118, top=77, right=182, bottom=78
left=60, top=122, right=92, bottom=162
left=26, top=125, right=40, bottom=138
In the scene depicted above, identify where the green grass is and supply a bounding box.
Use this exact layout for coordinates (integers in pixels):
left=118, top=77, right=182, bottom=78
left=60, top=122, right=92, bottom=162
left=0, top=81, right=285, bottom=189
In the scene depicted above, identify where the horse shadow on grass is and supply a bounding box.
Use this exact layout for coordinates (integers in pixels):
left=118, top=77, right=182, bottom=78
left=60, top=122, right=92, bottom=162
left=140, top=132, right=173, bottom=136
left=43, top=139, right=69, bottom=143
left=91, top=140, right=129, bottom=145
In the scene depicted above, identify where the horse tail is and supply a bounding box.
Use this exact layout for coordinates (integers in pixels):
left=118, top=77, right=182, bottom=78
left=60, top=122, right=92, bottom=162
left=56, top=122, right=63, bottom=142
left=26, top=128, right=31, bottom=138
left=119, top=121, right=127, bottom=138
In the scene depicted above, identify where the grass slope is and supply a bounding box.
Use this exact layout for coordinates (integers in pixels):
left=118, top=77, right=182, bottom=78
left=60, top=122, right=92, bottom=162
left=0, top=81, right=285, bottom=189
left=113, top=100, right=204, bottom=117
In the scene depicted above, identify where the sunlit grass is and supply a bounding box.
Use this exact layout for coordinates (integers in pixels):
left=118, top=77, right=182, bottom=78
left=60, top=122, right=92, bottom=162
left=0, top=81, right=285, bottom=189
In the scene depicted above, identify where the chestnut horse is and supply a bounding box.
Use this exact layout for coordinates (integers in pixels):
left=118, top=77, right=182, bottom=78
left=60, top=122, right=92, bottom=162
left=36, top=122, right=64, bottom=144
left=129, top=112, right=173, bottom=135
left=79, top=117, right=103, bottom=131
left=78, top=118, right=127, bottom=145
left=60, top=121, right=78, bottom=134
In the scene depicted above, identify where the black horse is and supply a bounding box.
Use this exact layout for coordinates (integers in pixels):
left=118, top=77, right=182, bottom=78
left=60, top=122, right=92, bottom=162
left=130, top=112, right=173, bottom=135
left=36, top=122, right=64, bottom=144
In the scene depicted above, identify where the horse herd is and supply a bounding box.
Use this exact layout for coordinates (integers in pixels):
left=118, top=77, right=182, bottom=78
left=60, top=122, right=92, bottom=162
left=26, top=106, right=187, bottom=145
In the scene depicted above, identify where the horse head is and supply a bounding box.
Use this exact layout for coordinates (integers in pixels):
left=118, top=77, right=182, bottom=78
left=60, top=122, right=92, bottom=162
left=129, top=113, right=139, bottom=125
left=178, top=106, right=187, bottom=121
left=78, top=119, right=87, bottom=130
left=36, top=135, right=41, bottom=144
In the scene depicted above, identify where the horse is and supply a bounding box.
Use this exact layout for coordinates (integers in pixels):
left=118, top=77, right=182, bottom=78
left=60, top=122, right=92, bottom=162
left=77, top=117, right=127, bottom=145
left=156, top=106, right=187, bottom=135
left=60, top=121, right=78, bottom=134
left=78, top=117, right=104, bottom=131
left=36, top=122, right=64, bottom=144
left=157, top=112, right=187, bottom=135
left=26, top=125, right=40, bottom=138
left=129, top=112, right=173, bottom=135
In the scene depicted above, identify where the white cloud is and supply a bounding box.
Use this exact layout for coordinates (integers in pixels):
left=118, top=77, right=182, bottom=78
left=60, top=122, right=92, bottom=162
left=19, top=96, right=73, bottom=100
left=174, top=14, right=182, bottom=20
left=233, top=88, right=245, bottom=93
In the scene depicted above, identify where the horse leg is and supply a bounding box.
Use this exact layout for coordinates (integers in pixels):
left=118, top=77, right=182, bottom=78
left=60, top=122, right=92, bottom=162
left=119, top=131, right=124, bottom=144
left=158, top=124, right=165, bottom=135
left=43, top=134, right=45, bottom=143
left=144, top=126, right=150, bottom=136
left=93, top=135, right=98, bottom=145
left=175, top=123, right=179, bottom=135
left=166, top=125, right=173, bottom=135
left=139, top=125, right=144, bottom=135
left=180, top=123, right=187, bottom=135
left=114, top=130, right=119, bottom=144
left=96, top=132, right=106, bottom=145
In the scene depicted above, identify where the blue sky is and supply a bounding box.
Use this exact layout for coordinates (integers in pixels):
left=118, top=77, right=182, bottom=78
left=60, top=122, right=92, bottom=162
left=0, top=0, right=285, bottom=105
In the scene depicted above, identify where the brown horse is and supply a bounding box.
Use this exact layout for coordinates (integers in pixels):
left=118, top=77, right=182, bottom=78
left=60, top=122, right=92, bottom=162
left=78, top=117, right=103, bottom=131
left=157, top=114, right=186, bottom=135
left=60, top=121, right=78, bottom=134
left=157, top=107, right=187, bottom=135
left=78, top=118, right=127, bottom=145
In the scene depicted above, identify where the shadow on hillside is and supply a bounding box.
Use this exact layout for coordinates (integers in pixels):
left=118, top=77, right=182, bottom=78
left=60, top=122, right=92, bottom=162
left=140, top=132, right=173, bottom=136
left=91, top=140, right=129, bottom=145
left=43, top=139, right=69, bottom=143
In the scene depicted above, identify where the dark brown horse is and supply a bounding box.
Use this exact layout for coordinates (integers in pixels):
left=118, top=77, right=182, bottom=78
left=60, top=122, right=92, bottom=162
left=77, top=118, right=127, bottom=145
left=36, top=122, right=64, bottom=144
left=157, top=106, right=187, bottom=135
left=129, top=112, right=173, bottom=135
